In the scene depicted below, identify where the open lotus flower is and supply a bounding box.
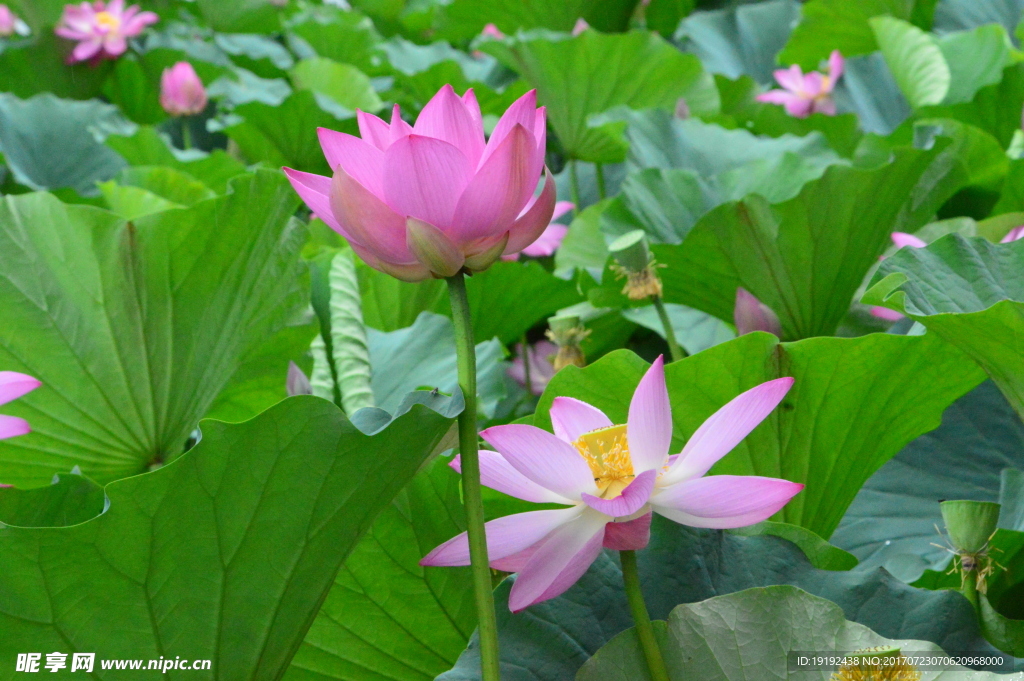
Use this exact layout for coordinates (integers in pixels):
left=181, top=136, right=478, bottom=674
left=160, top=61, right=207, bottom=117
left=734, top=287, right=782, bottom=336
left=284, top=85, right=555, bottom=282
left=0, top=372, right=40, bottom=440
left=757, top=50, right=843, bottom=118
left=56, top=0, right=157, bottom=63
left=502, top=201, right=573, bottom=261
left=422, top=357, right=803, bottom=612
left=508, top=340, right=558, bottom=395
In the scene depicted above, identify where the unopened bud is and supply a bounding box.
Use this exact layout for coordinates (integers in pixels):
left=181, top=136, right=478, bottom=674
left=609, top=230, right=663, bottom=300
left=734, top=287, right=782, bottom=336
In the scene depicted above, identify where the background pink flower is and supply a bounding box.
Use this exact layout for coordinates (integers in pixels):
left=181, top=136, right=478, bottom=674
left=502, top=201, right=573, bottom=261
left=757, top=50, right=843, bottom=118
left=0, top=5, right=18, bottom=36
left=285, top=85, right=555, bottom=282
left=160, top=61, right=207, bottom=117
left=55, top=0, right=157, bottom=64
left=0, top=372, right=40, bottom=441
left=508, top=340, right=558, bottom=395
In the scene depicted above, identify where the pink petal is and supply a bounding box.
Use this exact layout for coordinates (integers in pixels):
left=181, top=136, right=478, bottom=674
left=357, top=110, right=391, bottom=150
left=783, top=97, right=815, bottom=118
left=482, top=90, right=537, bottom=167
left=382, top=134, right=472, bottom=229
left=651, top=475, right=804, bottom=529
left=581, top=469, right=656, bottom=517
left=349, top=241, right=431, bottom=282
left=508, top=341, right=558, bottom=395
left=549, top=396, right=613, bottom=443
left=552, top=201, right=575, bottom=221
left=603, top=512, right=652, bottom=551
left=318, top=127, right=385, bottom=196
left=413, top=84, right=486, bottom=168
left=103, top=34, right=128, bottom=57
left=388, top=104, right=413, bottom=145
left=521, top=223, right=568, bottom=257
left=1002, top=226, right=1024, bottom=243
left=0, top=372, right=41, bottom=406
left=891, top=232, right=927, bottom=249
left=451, top=451, right=574, bottom=504
left=870, top=306, right=905, bottom=322
left=283, top=167, right=354, bottom=240
left=330, top=165, right=416, bottom=264
left=480, top=424, right=597, bottom=499
left=802, top=72, right=825, bottom=98
left=828, top=50, right=844, bottom=84
left=504, top=169, right=557, bottom=255
left=811, top=97, right=837, bottom=116
left=0, top=415, right=30, bottom=440
left=756, top=90, right=814, bottom=118
left=734, top=287, right=782, bottom=336
left=451, top=124, right=537, bottom=242
left=461, top=89, right=485, bottom=140
left=664, top=377, right=794, bottom=485
left=420, top=507, right=584, bottom=567
left=531, top=107, right=547, bottom=178
left=627, top=356, right=672, bottom=473
left=508, top=510, right=607, bottom=612
left=773, top=65, right=805, bottom=93
left=71, top=39, right=103, bottom=62
left=122, top=10, right=158, bottom=35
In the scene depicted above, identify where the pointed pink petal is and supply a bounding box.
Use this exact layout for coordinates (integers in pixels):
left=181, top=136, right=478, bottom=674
left=0, top=415, right=30, bottom=440
left=357, top=110, right=391, bottom=150
left=627, top=356, right=672, bottom=473
left=122, top=10, right=158, bottom=35
left=802, top=72, right=825, bottom=98
left=1002, top=226, right=1024, bottom=243
left=504, top=169, right=557, bottom=255
left=531, top=108, right=547, bottom=180
left=103, top=35, right=128, bottom=56
left=451, top=124, right=536, bottom=242
left=773, top=65, right=805, bottom=92
left=451, top=451, right=574, bottom=504
left=283, top=167, right=353, bottom=239
left=828, top=50, right=844, bottom=84
left=480, top=424, right=597, bottom=499
left=891, top=232, right=927, bottom=249
left=603, top=512, right=652, bottom=551
left=349, top=242, right=431, bottom=282
left=330, top=165, right=416, bottom=264
left=71, top=39, right=103, bottom=62
left=508, top=510, right=607, bottom=611
left=521, top=223, right=568, bottom=257
left=389, top=104, right=413, bottom=145
left=461, top=89, right=485, bottom=140
left=382, top=134, right=471, bottom=229
left=552, top=201, right=574, bottom=221
left=734, top=287, right=782, bottom=336
left=318, top=128, right=385, bottom=196
left=413, top=84, right=485, bottom=168
left=482, top=90, right=537, bottom=166
left=549, top=396, right=613, bottom=443
left=664, top=377, right=794, bottom=485
left=420, top=506, right=584, bottom=567
left=0, top=372, right=41, bottom=406
left=581, top=469, right=656, bottom=517
left=870, top=306, right=904, bottom=322
left=651, top=475, right=804, bottom=529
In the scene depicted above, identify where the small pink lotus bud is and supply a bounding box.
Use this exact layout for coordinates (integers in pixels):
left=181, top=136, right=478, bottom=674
left=572, top=18, right=590, bottom=35
left=481, top=23, right=505, bottom=39
left=0, top=5, right=18, bottom=36
left=160, top=61, right=207, bottom=117
left=734, top=287, right=782, bottom=337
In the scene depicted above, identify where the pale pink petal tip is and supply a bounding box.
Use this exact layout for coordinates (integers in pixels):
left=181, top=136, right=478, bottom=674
left=891, top=232, right=927, bottom=249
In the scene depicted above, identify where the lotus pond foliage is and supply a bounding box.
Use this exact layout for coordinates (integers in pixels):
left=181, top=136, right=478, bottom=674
left=1, top=0, right=1024, bottom=679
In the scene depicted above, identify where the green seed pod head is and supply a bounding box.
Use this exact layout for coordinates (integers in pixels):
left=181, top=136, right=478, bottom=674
left=940, top=500, right=1001, bottom=553
left=608, top=230, right=652, bottom=274
left=548, top=314, right=582, bottom=338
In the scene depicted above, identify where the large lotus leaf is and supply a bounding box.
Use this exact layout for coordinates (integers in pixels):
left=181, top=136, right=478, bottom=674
left=195, top=0, right=283, bottom=33
left=285, top=456, right=474, bottom=681
left=871, top=16, right=951, bottom=109
left=675, top=0, right=801, bottom=85
left=0, top=93, right=134, bottom=196
left=933, top=0, right=1024, bottom=35
left=778, top=0, right=917, bottom=69
left=937, top=24, right=1015, bottom=105
left=579, top=586, right=1023, bottom=681
left=435, top=0, right=643, bottom=41
left=0, top=471, right=105, bottom=528
left=615, top=143, right=963, bottom=339
left=864, top=234, right=1024, bottom=420
left=105, top=127, right=248, bottom=194
left=0, top=393, right=459, bottom=675
left=530, top=333, right=981, bottom=537
left=832, top=51, right=912, bottom=135
left=480, top=30, right=718, bottom=163
left=0, top=171, right=308, bottom=487
left=0, top=33, right=112, bottom=100
left=620, top=303, right=735, bottom=356
left=919, top=64, right=1024, bottom=148
left=215, top=33, right=295, bottom=78
left=439, top=517, right=1011, bottom=681
left=356, top=261, right=446, bottom=333
left=835, top=381, right=1024, bottom=582
left=367, top=312, right=507, bottom=418
left=286, top=7, right=383, bottom=74
left=290, top=57, right=384, bottom=115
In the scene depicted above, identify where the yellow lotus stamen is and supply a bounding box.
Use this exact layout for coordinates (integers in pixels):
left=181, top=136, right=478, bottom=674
left=95, top=11, right=121, bottom=31
left=830, top=647, right=921, bottom=681
left=573, top=424, right=634, bottom=499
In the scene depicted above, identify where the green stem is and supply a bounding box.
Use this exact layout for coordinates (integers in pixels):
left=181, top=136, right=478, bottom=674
left=446, top=273, right=501, bottom=681
left=961, top=567, right=981, bottom=611
left=595, top=162, right=607, bottom=199
left=181, top=121, right=192, bottom=151
left=569, top=159, right=581, bottom=216
left=652, top=295, right=685, bottom=362
left=521, top=332, right=532, bottom=396
left=621, top=550, right=671, bottom=681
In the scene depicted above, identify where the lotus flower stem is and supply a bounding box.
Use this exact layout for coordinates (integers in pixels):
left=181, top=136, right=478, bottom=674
left=652, top=295, right=685, bottom=362
left=569, top=160, right=581, bottom=216
left=595, top=162, right=607, bottom=199
left=620, top=550, right=671, bottom=681
left=181, top=123, right=192, bottom=151
left=521, top=332, right=532, bottom=397
left=445, top=272, right=501, bottom=681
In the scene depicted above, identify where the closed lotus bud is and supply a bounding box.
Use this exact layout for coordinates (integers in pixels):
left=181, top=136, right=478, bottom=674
left=286, top=361, right=312, bottom=396
left=160, top=62, right=208, bottom=117
left=734, top=287, right=782, bottom=336
left=609, top=230, right=663, bottom=300
left=546, top=315, right=590, bottom=370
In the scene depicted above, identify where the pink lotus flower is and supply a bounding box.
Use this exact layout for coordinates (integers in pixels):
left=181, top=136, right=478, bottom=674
left=0, top=5, right=18, bottom=36
left=0, top=372, right=40, bottom=440
left=422, top=357, right=802, bottom=612
left=55, top=0, right=157, bottom=63
left=508, top=340, right=558, bottom=395
left=284, top=86, right=555, bottom=282
left=734, top=287, right=782, bottom=337
left=160, top=61, right=207, bottom=117
left=757, top=50, right=844, bottom=118
left=502, top=201, right=573, bottom=261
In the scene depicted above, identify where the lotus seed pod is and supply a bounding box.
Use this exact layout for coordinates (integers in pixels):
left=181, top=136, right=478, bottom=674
left=940, top=500, right=1000, bottom=554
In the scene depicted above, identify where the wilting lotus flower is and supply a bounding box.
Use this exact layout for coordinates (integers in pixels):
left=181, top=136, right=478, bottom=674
left=422, top=357, right=802, bottom=611
left=160, top=62, right=207, bottom=117
left=56, top=0, right=157, bottom=63
left=0, top=372, right=40, bottom=440
left=734, top=287, right=782, bottom=336
left=757, top=50, right=844, bottom=118
left=508, top=340, right=558, bottom=395
left=0, top=5, right=18, bottom=36
left=285, top=86, right=555, bottom=282
left=502, top=201, right=573, bottom=261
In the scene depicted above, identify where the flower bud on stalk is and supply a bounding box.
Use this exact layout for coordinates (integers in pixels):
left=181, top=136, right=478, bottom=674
left=159, top=62, right=208, bottom=117
left=939, top=499, right=1001, bottom=600
left=545, top=314, right=590, bottom=370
